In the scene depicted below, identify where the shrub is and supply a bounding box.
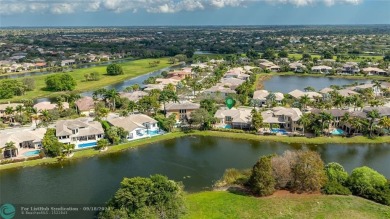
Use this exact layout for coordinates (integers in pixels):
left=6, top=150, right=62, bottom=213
left=271, top=153, right=293, bottom=189
left=45, top=74, right=76, bottom=91
left=347, top=166, right=387, bottom=200
left=247, top=155, right=276, bottom=196
left=106, top=64, right=124, bottom=75
left=325, top=162, right=349, bottom=185
left=291, top=151, right=327, bottom=193
left=322, top=181, right=352, bottom=195
left=212, top=128, right=245, bottom=133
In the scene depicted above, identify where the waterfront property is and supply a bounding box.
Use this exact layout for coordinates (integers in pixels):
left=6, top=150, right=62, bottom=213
left=33, top=101, right=69, bottom=112
left=107, top=114, right=160, bottom=141
left=0, top=128, right=46, bottom=158
left=0, top=102, right=23, bottom=122
left=165, top=101, right=200, bottom=122
left=119, top=91, right=148, bottom=102
left=56, top=118, right=104, bottom=149
left=214, top=107, right=252, bottom=129
left=252, top=90, right=284, bottom=107
left=75, top=96, right=95, bottom=116
left=262, top=107, right=302, bottom=132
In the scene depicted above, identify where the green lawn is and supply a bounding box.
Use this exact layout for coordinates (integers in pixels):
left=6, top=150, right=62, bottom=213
left=1, top=131, right=389, bottom=171
left=184, top=191, right=390, bottom=219
left=1, top=58, right=171, bottom=103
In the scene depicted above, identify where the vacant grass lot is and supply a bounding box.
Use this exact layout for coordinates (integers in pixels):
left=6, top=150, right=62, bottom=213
left=184, top=191, right=390, bottom=219
left=1, top=58, right=171, bottom=103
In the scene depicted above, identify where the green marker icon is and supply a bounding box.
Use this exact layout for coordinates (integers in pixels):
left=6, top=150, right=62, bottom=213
left=225, top=97, right=235, bottom=109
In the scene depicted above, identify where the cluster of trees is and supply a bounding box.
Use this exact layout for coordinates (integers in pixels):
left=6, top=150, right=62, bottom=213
left=0, top=78, right=35, bottom=99
left=45, top=73, right=77, bottom=91
left=101, top=120, right=129, bottom=145
left=106, top=64, right=123, bottom=75
left=99, top=174, right=186, bottom=219
left=217, top=150, right=390, bottom=206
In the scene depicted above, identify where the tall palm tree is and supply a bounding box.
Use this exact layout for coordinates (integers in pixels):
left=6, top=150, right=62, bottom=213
left=63, top=144, right=75, bottom=157
left=4, top=141, right=17, bottom=158
left=319, top=111, right=333, bottom=135
left=299, top=94, right=310, bottom=111
left=298, top=113, right=311, bottom=135
left=40, top=110, right=51, bottom=126
left=15, top=105, right=24, bottom=116
left=5, top=106, right=14, bottom=123
left=367, top=109, right=380, bottom=137
left=104, top=89, right=120, bottom=110
left=372, top=80, right=382, bottom=95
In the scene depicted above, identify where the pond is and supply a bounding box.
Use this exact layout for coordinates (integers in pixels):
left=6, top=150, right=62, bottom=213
left=1, top=136, right=389, bottom=208
left=34, top=63, right=185, bottom=103
left=263, top=75, right=371, bottom=93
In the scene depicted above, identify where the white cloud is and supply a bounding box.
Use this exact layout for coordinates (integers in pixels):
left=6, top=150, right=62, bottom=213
left=0, top=0, right=365, bottom=15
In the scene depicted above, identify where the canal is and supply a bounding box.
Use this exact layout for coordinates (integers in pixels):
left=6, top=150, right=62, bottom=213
left=1, top=136, right=389, bottom=206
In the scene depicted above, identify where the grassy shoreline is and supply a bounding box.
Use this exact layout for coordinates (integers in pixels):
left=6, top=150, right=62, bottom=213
left=1, top=131, right=389, bottom=171
left=1, top=58, right=172, bottom=103
left=185, top=191, right=390, bottom=219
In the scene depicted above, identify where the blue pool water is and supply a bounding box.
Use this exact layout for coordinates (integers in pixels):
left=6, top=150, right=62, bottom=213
left=271, top=128, right=288, bottom=135
left=147, top=130, right=160, bottom=136
left=223, top=124, right=232, bottom=129
left=22, top=150, right=40, bottom=157
left=78, top=142, right=97, bottom=148
left=331, top=128, right=345, bottom=135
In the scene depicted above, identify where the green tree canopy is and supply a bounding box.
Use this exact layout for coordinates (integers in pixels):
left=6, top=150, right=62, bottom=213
left=99, top=174, right=186, bottom=219
left=106, top=64, right=124, bottom=76
left=247, top=155, right=276, bottom=196
left=45, top=74, right=77, bottom=91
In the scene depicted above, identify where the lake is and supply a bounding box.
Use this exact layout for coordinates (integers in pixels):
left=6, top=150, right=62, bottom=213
left=1, top=136, right=389, bottom=208
left=263, top=75, right=371, bottom=93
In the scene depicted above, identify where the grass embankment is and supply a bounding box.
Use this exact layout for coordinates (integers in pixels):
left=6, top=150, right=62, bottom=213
left=184, top=191, right=390, bottom=219
left=1, top=131, right=389, bottom=171
left=254, top=74, right=273, bottom=90
left=0, top=132, right=186, bottom=171
left=1, top=58, right=171, bottom=103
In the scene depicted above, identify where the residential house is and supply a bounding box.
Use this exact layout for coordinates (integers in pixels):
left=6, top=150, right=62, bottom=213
left=107, top=114, right=160, bottom=141
left=252, top=90, right=284, bottom=107
left=311, top=109, right=348, bottom=129
left=167, top=71, right=193, bottom=80
left=311, top=65, right=333, bottom=74
left=120, top=91, right=148, bottom=102
left=33, top=101, right=69, bottom=112
left=214, top=107, right=252, bottom=129
left=0, top=128, right=46, bottom=158
left=261, top=107, right=302, bottom=132
left=347, top=83, right=385, bottom=97
left=289, top=62, right=306, bottom=73
left=363, top=107, right=390, bottom=118
left=219, top=78, right=246, bottom=90
left=288, top=89, right=322, bottom=100
left=165, top=101, right=200, bottom=122
left=0, top=103, right=23, bottom=120
left=144, top=84, right=166, bottom=92
left=362, top=67, right=387, bottom=76
left=258, top=60, right=280, bottom=72
left=75, top=96, right=95, bottom=116
left=61, top=59, right=76, bottom=66
left=341, top=62, right=360, bottom=74
left=56, top=118, right=104, bottom=149
left=203, top=85, right=237, bottom=97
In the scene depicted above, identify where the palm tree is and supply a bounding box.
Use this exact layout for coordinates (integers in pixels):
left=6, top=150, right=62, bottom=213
left=5, top=106, right=14, bottom=123
left=319, top=112, right=333, bottom=135
left=367, top=110, right=380, bottom=137
left=341, top=112, right=350, bottom=133
left=104, top=89, right=120, bottom=110
left=40, top=110, right=51, bottom=126
left=63, top=144, right=75, bottom=157
left=4, top=141, right=17, bottom=158
left=15, top=105, right=24, bottom=116
left=299, top=94, right=310, bottom=111
left=372, top=80, right=382, bottom=95
left=298, top=113, right=311, bottom=135
left=96, top=139, right=109, bottom=151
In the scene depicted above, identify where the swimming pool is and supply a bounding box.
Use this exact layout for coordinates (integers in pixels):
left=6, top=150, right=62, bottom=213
left=22, top=150, right=40, bottom=157
left=331, top=128, right=345, bottom=135
left=222, top=124, right=232, bottom=129
left=147, top=130, right=160, bottom=136
left=270, top=128, right=288, bottom=135
left=78, top=142, right=97, bottom=148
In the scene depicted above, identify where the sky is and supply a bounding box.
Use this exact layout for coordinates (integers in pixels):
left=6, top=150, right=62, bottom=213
left=0, top=0, right=389, bottom=27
